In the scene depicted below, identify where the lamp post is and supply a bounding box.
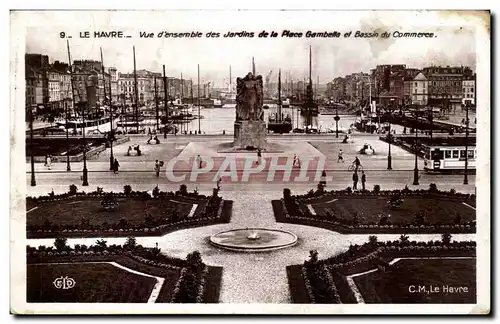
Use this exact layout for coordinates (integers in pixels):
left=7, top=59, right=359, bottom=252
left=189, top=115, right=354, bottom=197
left=387, top=98, right=394, bottom=170
left=65, top=100, right=71, bottom=171
left=163, top=65, right=168, bottom=139
left=29, top=105, right=36, bottom=186
left=428, top=106, right=434, bottom=142
left=82, top=101, right=89, bottom=186
left=413, top=104, right=420, bottom=185
left=108, top=104, right=114, bottom=171
left=464, top=102, right=469, bottom=185
left=334, top=107, right=340, bottom=138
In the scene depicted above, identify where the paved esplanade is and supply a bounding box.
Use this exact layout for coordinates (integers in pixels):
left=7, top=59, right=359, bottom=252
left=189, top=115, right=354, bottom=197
left=26, top=132, right=475, bottom=193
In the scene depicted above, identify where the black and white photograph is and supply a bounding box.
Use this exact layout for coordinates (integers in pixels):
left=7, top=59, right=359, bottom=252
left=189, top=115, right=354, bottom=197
left=10, top=9, right=490, bottom=314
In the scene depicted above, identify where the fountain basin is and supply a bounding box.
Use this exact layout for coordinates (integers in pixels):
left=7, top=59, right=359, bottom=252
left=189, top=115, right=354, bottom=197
left=209, top=228, right=298, bottom=252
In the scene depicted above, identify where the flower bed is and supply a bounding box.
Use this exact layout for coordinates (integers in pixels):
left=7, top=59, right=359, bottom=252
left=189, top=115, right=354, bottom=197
left=287, top=238, right=476, bottom=304
left=26, top=241, right=220, bottom=303
left=27, top=186, right=232, bottom=238
left=274, top=186, right=476, bottom=234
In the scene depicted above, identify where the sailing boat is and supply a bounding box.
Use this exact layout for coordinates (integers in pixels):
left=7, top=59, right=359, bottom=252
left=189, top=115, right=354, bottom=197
left=301, top=45, right=319, bottom=118
left=267, top=69, right=292, bottom=133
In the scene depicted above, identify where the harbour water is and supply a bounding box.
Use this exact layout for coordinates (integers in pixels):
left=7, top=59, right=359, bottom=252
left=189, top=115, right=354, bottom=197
left=164, top=105, right=358, bottom=135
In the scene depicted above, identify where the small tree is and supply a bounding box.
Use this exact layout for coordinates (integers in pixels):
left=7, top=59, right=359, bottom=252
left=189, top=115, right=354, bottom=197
left=95, top=239, right=107, bottom=249
left=399, top=234, right=410, bottom=244
left=123, top=185, right=132, bottom=195
left=54, top=237, right=68, bottom=252
left=373, top=184, right=381, bottom=193
left=441, top=233, right=452, bottom=245
left=124, top=236, right=137, bottom=250
left=306, top=250, right=319, bottom=265
left=69, top=184, right=78, bottom=195
left=283, top=188, right=292, bottom=200
left=179, top=184, right=188, bottom=195
left=368, top=235, right=378, bottom=246
left=186, top=251, right=204, bottom=271
left=152, top=186, right=160, bottom=198
left=429, top=183, right=438, bottom=192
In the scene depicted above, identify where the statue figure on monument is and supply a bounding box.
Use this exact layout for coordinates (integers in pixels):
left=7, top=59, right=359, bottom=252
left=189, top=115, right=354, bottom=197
left=236, top=72, right=264, bottom=121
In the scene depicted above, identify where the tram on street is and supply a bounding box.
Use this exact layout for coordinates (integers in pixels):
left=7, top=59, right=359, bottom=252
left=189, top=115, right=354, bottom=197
left=424, top=145, right=477, bottom=172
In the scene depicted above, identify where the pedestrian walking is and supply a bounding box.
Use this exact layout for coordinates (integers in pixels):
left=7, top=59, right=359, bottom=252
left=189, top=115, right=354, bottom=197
left=113, top=158, right=120, bottom=174
left=197, top=154, right=203, bottom=168
left=293, top=154, right=301, bottom=168
left=216, top=177, right=222, bottom=190
left=154, top=160, right=161, bottom=177
left=256, top=149, right=262, bottom=165
left=337, top=149, right=344, bottom=163
left=320, top=170, right=327, bottom=187
left=361, top=171, right=366, bottom=191
left=46, top=155, right=52, bottom=170
left=353, top=156, right=361, bottom=172
left=352, top=172, right=358, bottom=190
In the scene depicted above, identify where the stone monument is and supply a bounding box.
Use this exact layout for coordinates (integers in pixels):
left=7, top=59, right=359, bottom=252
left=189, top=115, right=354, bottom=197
left=233, top=72, right=267, bottom=149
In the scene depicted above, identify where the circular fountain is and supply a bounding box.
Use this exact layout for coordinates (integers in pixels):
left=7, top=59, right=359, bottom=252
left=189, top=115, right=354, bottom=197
left=209, top=228, right=298, bottom=252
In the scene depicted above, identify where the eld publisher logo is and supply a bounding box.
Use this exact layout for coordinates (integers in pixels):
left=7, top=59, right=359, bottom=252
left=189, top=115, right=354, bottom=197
left=53, top=276, right=76, bottom=290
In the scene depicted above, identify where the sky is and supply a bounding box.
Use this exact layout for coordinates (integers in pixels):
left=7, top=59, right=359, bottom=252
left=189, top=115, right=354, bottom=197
left=21, top=10, right=481, bottom=88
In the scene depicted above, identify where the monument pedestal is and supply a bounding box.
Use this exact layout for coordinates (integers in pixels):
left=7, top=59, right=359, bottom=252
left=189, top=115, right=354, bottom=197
left=234, top=120, right=267, bottom=149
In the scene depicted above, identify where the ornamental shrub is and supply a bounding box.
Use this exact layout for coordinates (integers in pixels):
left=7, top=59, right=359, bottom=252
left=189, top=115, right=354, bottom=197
left=69, top=184, right=78, bottom=195
left=123, top=185, right=132, bottom=195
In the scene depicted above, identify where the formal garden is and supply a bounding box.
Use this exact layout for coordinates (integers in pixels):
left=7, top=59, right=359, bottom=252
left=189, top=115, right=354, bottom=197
left=287, top=234, right=476, bottom=304
left=26, top=237, right=222, bottom=303
left=273, top=183, right=476, bottom=234
left=26, top=184, right=233, bottom=238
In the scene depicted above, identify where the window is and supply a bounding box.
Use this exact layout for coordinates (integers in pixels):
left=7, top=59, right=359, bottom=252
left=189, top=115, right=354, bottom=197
left=415, top=82, right=417, bottom=87
left=452, top=150, right=459, bottom=158
left=468, top=150, right=475, bottom=158
left=444, top=150, right=451, bottom=159
left=414, top=89, right=417, bottom=94
left=460, top=150, right=466, bottom=158
left=471, top=87, right=474, bottom=93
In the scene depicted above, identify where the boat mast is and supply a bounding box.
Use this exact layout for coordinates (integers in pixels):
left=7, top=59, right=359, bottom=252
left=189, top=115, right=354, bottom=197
left=252, top=57, right=256, bottom=75
left=163, top=65, right=168, bottom=138
left=197, top=64, right=200, bottom=134
left=133, top=46, right=139, bottom=134
left=229, top=65, right=232, bottom=93
left=278, top=69, right=282, bottom=122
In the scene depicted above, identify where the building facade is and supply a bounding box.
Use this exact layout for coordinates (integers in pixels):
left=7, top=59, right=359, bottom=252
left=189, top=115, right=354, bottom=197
left=108, top=67, right=118, bottom=103
left=25, top=54, right=50, bottom=113
left=410, top=72, right=429, bottom=106
left=462, top=77, right=475, bottom=107
left=422, top=66, right=473, bottom=112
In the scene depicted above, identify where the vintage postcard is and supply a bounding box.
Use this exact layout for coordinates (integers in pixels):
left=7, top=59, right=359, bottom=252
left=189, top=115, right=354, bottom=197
left=10, top=10, right=490, bottom=314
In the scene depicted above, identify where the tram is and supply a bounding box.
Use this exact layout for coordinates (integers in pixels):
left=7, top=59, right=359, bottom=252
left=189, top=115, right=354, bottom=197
left=424, top=145, right=477, bottom=172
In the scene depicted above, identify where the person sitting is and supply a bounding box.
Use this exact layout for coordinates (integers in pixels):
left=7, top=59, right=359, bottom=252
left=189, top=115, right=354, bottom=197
left=342, top=134, right=349, bottom=143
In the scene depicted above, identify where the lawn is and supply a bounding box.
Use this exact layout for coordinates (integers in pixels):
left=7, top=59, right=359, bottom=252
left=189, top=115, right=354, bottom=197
left=305, top=196, right=475, bottom=225
left=27, top=262, right=157, bottom=303
left=352, top=258, right=476, bottom=303
left=27, top=196, right=206, bottom=228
